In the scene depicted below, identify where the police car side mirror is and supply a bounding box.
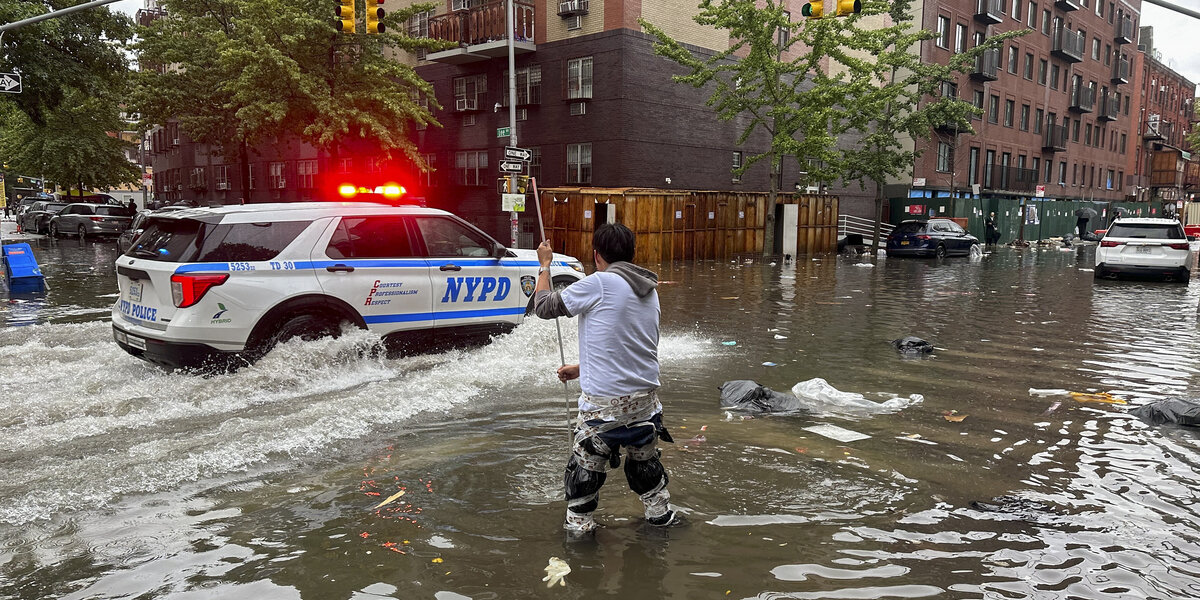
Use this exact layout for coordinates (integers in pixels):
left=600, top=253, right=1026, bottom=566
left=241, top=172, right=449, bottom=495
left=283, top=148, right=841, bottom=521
left=493, top=242, right=508, bottom=258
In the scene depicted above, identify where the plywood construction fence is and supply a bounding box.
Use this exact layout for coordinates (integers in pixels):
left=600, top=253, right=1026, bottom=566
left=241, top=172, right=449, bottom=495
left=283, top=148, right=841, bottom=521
left=536, top=188, right=839, bottom=264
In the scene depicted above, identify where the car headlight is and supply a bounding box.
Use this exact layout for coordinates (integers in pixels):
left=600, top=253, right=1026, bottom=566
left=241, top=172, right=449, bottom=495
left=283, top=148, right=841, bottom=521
left=568, top=261, right=584, bottom=273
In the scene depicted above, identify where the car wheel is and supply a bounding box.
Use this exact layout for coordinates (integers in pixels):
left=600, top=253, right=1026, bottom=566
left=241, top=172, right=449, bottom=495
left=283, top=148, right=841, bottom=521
left=935, top=244, right=947, bottom=259
left=78, top=225, right=88, bottom=240
left=246, top=313, right=343, bottom=362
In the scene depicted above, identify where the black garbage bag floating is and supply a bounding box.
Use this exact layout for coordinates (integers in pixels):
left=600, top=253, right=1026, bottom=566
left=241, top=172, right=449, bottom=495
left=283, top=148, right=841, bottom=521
left=891, top=337, right=933, bottom=354
left=1129, top=399, right=1200, bottom=426
left=719, top=380, right=809, bottom=414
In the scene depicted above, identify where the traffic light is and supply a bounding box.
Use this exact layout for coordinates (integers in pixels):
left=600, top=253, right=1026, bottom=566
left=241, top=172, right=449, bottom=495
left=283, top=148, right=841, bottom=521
left=834, top=0, right=861, bottom=17
left=801, top=0, right=823, bottom=18
left=366, top=0, right=385, bottom=34
left=336, top=0, right=356, bottom=33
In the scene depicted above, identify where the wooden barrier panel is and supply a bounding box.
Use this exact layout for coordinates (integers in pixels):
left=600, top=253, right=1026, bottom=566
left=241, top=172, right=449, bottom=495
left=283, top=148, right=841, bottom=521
left=538, top=188, right=838, bottom=263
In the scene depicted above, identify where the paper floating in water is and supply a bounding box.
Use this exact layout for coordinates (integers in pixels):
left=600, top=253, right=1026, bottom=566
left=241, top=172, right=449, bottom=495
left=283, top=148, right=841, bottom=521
left=802, top=423, right=871, bottom=443
left=543, top=557, right=571, bottom=587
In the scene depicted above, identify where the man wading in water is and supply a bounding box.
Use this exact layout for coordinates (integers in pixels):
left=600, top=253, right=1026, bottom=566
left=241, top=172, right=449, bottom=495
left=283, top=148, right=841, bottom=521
left=533, top=223, right=677, bottom=534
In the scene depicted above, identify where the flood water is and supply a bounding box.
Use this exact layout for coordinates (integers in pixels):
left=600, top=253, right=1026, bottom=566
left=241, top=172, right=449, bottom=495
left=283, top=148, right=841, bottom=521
left=3, top=236, right=1200, bottom=599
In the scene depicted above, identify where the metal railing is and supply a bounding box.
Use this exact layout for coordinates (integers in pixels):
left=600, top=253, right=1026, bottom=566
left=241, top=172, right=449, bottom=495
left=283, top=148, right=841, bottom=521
left=428, top=0, right=535, bottom=47
left=838, top=214, right=894, bottom=245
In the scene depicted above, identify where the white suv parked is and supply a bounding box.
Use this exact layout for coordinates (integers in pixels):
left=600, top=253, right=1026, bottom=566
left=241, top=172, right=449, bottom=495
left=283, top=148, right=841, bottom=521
left=1095, top=217, right=1193, bottom=282
left=111, top=201, right=585, bottom=370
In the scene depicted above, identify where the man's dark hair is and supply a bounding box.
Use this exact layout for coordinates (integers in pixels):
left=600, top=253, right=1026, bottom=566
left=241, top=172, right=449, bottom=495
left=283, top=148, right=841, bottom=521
left=593, top=222, right=635, bottom=264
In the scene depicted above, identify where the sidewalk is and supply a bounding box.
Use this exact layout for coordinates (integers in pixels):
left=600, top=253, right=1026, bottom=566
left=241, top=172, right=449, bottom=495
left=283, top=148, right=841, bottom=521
left=1, top=218, right=44, bottom=243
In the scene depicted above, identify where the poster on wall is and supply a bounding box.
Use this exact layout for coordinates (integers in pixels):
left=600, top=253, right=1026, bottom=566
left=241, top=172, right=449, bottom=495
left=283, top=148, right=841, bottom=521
left=1026, top=205, right=1040, bottom=225
left=908, top=204, right=925, bottom=215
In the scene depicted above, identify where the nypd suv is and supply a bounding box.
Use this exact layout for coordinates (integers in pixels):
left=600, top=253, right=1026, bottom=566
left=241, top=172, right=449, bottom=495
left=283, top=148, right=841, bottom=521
left=111, top=201, right=585, bottom=370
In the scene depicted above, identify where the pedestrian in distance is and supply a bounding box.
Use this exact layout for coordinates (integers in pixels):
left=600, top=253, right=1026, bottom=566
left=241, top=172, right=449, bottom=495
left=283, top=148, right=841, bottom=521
left=127, top=199, right=137, bottom=214
left=532, top=223, right=677, bottom=534
left=985, top=212, right=999, bottom=246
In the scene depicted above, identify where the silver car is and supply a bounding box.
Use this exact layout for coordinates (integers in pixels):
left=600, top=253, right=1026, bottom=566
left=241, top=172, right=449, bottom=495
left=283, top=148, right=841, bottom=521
left=49, top=203, right=135, bottom=239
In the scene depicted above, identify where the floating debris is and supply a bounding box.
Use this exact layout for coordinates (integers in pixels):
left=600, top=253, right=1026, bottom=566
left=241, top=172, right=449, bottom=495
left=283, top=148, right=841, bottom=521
left=1069, top=391, right=1126, bottom=404
left=543, top=557, right=571, bottom=587
left=372, top=489, right=407, bottom=510
left=802, top=423, right=871, bottom=443
left=943, top=411, right=968, bottom=423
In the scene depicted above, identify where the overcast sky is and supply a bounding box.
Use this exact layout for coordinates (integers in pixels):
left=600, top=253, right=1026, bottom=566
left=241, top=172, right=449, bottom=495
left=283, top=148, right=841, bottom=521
left=108, top=0, right=1200, bottom=88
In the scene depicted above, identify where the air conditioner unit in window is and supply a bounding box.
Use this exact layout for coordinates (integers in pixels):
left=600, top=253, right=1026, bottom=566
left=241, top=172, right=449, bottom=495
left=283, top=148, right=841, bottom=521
left=171, top=138, right=179, bottom=146
left=558, top=0, right=589, bottom=16
left=455, top=98, right=477, bottom=111
left=175, top=184, right=183, bottom=190
left=216, top=182, right=230, bottom=190
left=276, top=178, right=287, bottom=189
left=452, top=0, right=471, bottom=11
left=570, top=101, right=587, bottom=116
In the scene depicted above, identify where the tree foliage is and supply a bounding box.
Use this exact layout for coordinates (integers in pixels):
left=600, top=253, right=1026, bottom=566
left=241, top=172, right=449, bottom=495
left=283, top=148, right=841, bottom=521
left=131, top=0, right=452, bottom=166
left=0, top=1, right=137, bottom=191
left=643, top=0, right=1025, bottom=252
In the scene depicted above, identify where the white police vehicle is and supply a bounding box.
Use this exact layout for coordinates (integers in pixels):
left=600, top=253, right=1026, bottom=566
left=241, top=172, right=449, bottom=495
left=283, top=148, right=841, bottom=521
left=111, top=199, right=585, bottom=370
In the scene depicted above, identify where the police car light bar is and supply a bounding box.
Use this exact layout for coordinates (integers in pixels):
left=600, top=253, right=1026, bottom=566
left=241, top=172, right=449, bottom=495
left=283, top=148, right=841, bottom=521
left=337, top=183, right=407, bottom=200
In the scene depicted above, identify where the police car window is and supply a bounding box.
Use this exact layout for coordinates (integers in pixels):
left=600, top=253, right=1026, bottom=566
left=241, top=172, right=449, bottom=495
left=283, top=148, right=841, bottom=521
left=194, top=221, right=312, bottom=262
left=414, top=217, right=491, bottom=257
left=128, top=218, right=204, bottom=260
left=326, top=216, right=415, bottom=258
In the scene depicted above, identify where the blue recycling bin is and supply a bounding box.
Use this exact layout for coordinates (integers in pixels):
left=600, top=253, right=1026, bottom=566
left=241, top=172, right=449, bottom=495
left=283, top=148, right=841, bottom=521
left=3, top=243, right=47, bottom=293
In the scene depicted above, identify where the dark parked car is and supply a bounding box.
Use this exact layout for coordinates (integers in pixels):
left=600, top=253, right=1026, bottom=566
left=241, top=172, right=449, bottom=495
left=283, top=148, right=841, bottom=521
left=886, top=218, right=979, bottom=258
left=49, top=203, right=134, bottom=239
left=17, top=201, right=69, bottom=234
left=117, top=206, right=187, bottom=254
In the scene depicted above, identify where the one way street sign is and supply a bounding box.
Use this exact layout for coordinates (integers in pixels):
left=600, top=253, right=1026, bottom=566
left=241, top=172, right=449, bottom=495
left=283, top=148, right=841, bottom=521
left=0, top=73, right=21, bottom=94
left=504, top=146, right=531, bottom=161
left=499, top=160, right=525, bottom=173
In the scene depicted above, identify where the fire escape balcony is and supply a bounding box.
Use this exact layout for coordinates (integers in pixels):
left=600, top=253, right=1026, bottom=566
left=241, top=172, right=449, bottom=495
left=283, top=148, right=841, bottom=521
left=1043, top=123, right=1068, bottom=151
left=1097, top=93, right=1120, bottom=122
left=970, top=48, right=1001, bottom=82
left=1069, top=86, right=1095, bottom=113
left=557, top=0, right=589, bottom=17
left=985, top=165, right=1039, bottom=192
left=1112, top=56, right=1130, bottom=84
left=426, top=0, right=536, bottom=65
left=1052, top=27, right=1084, bottom=63
left=1055, top=0, right=1080, bottom=11
left=974, top=0, right=1004, bottom=24
left=1115, top=16, right=1134, bottom=45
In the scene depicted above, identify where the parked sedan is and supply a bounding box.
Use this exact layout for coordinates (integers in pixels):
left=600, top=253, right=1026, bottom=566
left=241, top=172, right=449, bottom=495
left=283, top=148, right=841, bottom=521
left=1094, top=218, right=1192, bottom=282
left=49, top=203, right=135, bottom=239
left=886, top=219, right=979, bottom=258
left=17, top=201, right=69, bottom=234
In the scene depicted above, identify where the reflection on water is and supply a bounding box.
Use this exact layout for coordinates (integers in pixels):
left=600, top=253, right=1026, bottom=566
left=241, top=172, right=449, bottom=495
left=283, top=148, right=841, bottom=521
left=4, top=246, right=1200, bottom=599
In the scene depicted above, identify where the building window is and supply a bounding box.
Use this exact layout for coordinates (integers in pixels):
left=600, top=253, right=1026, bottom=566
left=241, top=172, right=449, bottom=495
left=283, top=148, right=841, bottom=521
left=1049, top=64, right=1059, bottom=90
left=189, top=167, right=206, bottom=190
left=1091, top=38, right=1100, bottom=60
left=988, top=94, right=1000, bottom=123
left=422, top=153, right=437, bottom=187
left=269, top=161, right=285, bottom=189
left=248, top=164, right=256, bottom=190
left=567, top=143, right=592, bottom=184
left=778, top=11, right=790, bottom=47
left=955, top=23, right=968, bottom=53
left=529, top=147, right=542, bottom=182
left=732, top=151, right=743, bottom=183
left=1032, top=157, right=1040, bottom=177
left=452, top=74, right=486, bottom=111
left=214, top=165, right=229, bottom=190
left=968, top=147, right=980, bottom=184
left=1008, top=46, right=1018, bottom=73
left=408, top=10, right=432, bottom=59
left=1020, top=104, right=1030, bottom=130
left=1034, top=108, right=1044, bottom=133
left=972, top=90, right=984, bottom=120
left=1119, top=132, right=1126, bottom=154
left=1027, top=1, right=1037, bottom=27
left=1104, top=43, right=1112, bottom=65
left=1011, top=0, right=1021, bottom=20
left=337, top=158, right=352, bottom=173
left=455, top=150, right=488, bottom=186
left=1058, top=161, right=1067, bottom=185
left=984, top=149, right=996, bottom=187
left=1041, top=9, right=1051, bottom=34
left=297, top=159, right=317, bottom=189
left=1038, top=59, right=1047, bottom=85
left=1004, top=99, right=1015, bottom=127
left=1085, top=123, right=1093, bottom=145
left=936, top=142, right=953, bottom=172
left=567, top=56, right=593, bottom=99
left=1072, top=118, right=1080, bottom=142
left=937, top=15, right=950, bottom=48
left=1024, top=53, right=1034, bottom=79
left=502, top=65, right=543, bottom=106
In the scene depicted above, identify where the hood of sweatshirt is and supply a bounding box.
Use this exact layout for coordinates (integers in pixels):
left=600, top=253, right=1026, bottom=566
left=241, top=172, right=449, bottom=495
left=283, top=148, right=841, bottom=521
left=605, top=261, right=658, bottom=298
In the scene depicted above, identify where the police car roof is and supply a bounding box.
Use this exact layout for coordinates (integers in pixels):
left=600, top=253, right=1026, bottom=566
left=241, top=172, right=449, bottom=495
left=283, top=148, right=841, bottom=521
left=1111, top=217, right=1180, bottom=225
left=149, top=201, right=451, bottom=223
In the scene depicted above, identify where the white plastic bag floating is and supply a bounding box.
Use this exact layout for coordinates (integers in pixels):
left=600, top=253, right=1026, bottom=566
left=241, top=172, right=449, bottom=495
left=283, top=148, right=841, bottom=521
left=543, top=557, right=571, bottom=587
left=789, top=378, right=922, bottom=418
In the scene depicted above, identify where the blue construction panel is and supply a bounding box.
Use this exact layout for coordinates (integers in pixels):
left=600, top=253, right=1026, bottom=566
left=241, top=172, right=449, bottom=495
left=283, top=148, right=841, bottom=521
left=3, top=243, right=47, bottom=292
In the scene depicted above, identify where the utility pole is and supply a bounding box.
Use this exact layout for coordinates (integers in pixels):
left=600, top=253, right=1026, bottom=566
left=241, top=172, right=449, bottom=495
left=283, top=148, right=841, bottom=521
left=506, top=0, right=519, bottom=247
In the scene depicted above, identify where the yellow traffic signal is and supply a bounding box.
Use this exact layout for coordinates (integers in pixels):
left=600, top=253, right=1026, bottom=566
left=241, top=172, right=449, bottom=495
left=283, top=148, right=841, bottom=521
left=496, top=175, right=530, bottom=194
left=801, top=0, right=823, bottom=18
left=337, top=0, right=356, bottom=33
left=834, top=0, right=861, bottom=16
left=366, top=0, right=385, bottom=34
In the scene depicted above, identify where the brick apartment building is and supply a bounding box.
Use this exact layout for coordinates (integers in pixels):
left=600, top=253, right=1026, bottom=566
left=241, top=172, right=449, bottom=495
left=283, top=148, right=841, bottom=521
left=1127, top=27, right=1196, bottom=204
left=905, top=0, right=1156, bottom=206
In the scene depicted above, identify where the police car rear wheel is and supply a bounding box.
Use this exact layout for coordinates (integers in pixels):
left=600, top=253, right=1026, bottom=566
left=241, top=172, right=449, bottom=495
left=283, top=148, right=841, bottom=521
left=247, top=313, right=342, bottom=361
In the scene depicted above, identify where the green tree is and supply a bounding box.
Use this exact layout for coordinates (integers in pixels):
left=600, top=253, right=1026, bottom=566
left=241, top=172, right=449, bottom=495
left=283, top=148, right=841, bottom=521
left=132, top=0, right=451, bottom=199
left=643, top=0, right=1022, bottom=254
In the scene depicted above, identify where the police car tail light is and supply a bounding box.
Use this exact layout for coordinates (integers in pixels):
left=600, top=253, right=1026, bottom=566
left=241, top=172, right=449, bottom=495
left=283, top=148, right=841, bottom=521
left=170, top=273, right=229, bottom=308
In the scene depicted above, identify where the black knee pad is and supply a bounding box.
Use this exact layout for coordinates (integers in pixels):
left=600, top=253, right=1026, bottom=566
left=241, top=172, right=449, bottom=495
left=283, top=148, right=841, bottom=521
left=564, top=455, right=607, bottom=514
left=624, top=455, right=667, bottom=496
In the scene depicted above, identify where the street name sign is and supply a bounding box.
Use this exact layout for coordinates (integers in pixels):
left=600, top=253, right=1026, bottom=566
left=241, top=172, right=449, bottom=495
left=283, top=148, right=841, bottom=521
left=504, top=146, right=531, bottom=161
left=496, top=126, right=511, bottom=138
left=499, top=160, right=524, bottom=173
left=0, top=73, right=22, bottom=94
